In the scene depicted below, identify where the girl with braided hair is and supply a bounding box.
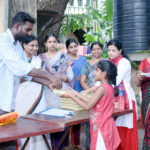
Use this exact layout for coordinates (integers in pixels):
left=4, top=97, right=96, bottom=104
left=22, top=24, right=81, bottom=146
left=59, top=60, right=121, bottom=150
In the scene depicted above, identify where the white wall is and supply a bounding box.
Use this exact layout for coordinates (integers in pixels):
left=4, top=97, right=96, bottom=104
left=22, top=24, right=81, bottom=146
left=0, top=0, right=8, bottom=33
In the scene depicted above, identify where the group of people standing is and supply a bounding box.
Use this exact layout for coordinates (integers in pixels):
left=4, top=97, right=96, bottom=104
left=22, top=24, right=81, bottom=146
left=1, top=10, right=150, bottom=150
left=14, top=30, right=137, bottom=150
left=60, top=38, right=139, bottom=150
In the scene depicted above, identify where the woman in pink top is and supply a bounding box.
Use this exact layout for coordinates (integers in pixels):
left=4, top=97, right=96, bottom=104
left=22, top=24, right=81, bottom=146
left=60, top=60, right=121, bottom=150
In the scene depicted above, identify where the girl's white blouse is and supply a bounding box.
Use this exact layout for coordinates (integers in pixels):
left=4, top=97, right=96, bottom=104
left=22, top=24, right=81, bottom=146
left=115, top=58, right=138, bottom=128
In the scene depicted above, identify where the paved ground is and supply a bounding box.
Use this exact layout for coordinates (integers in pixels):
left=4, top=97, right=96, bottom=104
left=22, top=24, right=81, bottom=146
left=68, top=121, right=145, bottom=150
left=138, top=127, right=144, bottom=150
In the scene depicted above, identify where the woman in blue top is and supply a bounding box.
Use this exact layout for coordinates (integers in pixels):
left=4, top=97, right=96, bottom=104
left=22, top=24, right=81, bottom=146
left=66, top=38, right=86, bottom=92
left=65, top=38, right=86, bottom=150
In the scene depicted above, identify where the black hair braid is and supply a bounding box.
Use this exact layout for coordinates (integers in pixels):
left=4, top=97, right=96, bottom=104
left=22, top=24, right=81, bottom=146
left=108, top=74, right=118, bottom=96
left=107, top=63, right=119, bottom=96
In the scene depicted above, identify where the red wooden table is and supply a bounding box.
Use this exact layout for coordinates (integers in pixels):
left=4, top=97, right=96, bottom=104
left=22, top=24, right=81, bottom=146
left=22, top=110, right=90, bottom=127
left=22, top=109, right=133, bottom=150
left=0, top=109, right=132, bottom=150
left=22, top=110, right=90, bottom=150
left=0, top=117, right=64, bottom=150
left=22, top=109, right=133, bottom=125
left=113, top=109, right=133, bottom=117
left=0, top=117, right=63, bottom=142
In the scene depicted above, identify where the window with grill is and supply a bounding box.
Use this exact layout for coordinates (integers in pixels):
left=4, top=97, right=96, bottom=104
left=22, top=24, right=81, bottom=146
left=78, top=0, right=83, bottom=6
left=70, top=0, right=74, bottom=6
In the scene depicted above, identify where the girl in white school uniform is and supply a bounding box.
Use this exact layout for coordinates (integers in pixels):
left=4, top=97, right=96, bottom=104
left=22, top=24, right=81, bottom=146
left=107, top=39, right=138, bottom=150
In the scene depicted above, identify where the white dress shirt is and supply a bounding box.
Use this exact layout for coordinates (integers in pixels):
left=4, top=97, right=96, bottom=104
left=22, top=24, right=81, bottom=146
left=0, top=29, right=34, bottom=111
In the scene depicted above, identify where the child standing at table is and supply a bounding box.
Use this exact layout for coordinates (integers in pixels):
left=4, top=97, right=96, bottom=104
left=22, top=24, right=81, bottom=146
left=80, top=41, right=103, bottom=150
left=65, top=38, right=86, bottom=149
left=60, top=60, right=121, bottom=150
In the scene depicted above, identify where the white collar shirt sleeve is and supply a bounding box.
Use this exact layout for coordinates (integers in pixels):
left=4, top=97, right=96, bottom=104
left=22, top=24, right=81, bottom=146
left=0, top=29, right=34, bottom=111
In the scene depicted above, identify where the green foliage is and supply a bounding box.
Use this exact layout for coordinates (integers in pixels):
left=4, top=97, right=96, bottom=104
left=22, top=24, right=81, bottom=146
left=135, top=94, right=141, bottom=106
left=60, top=12, right=92, bottom=36
left=104, top=0, right=113, bottom=22
left=83, top=0, right=113, bottom=45
left=131, top=61, right=138, bottom=70
left=84, top=33, right=96, bottom=43
left=136, top=50, right=150, bottom=54
left=60, top=0, right=113, bottom=44
left=102, top=50, right=109, bottom=58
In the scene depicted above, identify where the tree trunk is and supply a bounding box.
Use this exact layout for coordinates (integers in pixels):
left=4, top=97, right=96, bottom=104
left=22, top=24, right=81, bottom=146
left=37, top=0, right=69, bottom=47
left=8, top=0, right=69, bottom=53
left=8, top=0, right=37, bottom=35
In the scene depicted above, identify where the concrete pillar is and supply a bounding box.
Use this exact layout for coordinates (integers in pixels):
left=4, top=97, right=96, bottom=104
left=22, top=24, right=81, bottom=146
left=0, top=0, right=8, bottom=33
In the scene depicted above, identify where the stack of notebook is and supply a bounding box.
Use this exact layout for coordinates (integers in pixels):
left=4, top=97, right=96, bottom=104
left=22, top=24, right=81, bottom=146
left=53, top=89, right=92, bottom=111
left=61, top=97, right=83, bottom=111
left=61, top=93, right=92, bottom=111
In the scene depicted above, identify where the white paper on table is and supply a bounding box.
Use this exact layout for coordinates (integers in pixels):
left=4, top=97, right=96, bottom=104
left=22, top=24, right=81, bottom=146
left=38, top=108, right=74, bottom=117
left=141, top=73, right=150, bottom=77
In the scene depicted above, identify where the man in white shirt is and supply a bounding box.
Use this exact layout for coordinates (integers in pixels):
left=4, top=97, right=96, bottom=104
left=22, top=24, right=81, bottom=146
left=0, top=11, right=62, bottom=150
left=0, top=12, right=62, bottom=115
